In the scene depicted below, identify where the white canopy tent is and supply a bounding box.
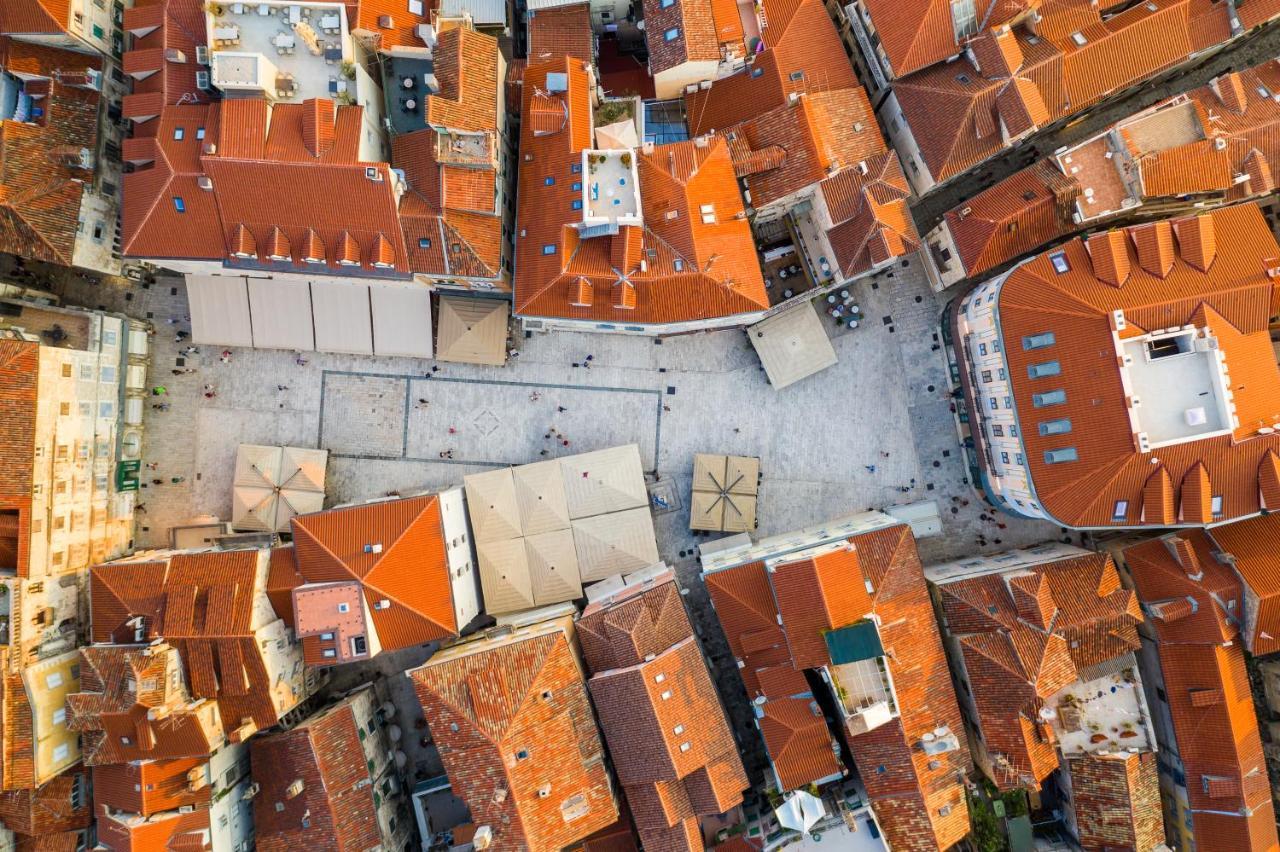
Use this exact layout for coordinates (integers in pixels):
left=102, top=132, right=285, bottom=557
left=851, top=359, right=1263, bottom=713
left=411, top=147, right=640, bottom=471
left=187, top=275, right=253, bottom=347
left=231, top=444, right=328, bottom=533
left=248, top=278, right=315, bottom=350
left=371, top=284, right=434, bottom=358
left=749, top=303, right=838, bottom=389
left=775, top=790, right=827, bottom=835
left=311, top=279, right=374, bottom=354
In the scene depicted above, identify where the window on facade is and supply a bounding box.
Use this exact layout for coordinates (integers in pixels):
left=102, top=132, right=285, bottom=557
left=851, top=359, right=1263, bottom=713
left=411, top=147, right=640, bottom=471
left=992, top=424, right=1003, bottom=437
left=1000, top=452, right=1009, bottom=464
left=978, top=342, right=987, bottom=355
left=988, top=397, right=998, bottom=411
left=981, top=370, right=992, bottom=383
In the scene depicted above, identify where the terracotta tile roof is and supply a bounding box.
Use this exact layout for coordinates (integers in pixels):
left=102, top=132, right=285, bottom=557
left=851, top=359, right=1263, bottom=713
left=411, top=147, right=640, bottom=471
left=685, top=0, right=857, bottom=137
left=1204, top=513, right=1280, bottom=656
left=527, top=3, right=595, bottom=64
left=0, top=340, right=36, bottom=576
left=514, top=59, right=768, bottom=326
left=290, top=495, right=459, bottom=651
left=0, top=772, right=91, bottom=837
left=1139, top=138, right=1233, bottom=197
left=349, top=0, right=428, bottom=51
left=771, top=546, right=873, bottom=669
left=861, top=0, right=1032, bottom=78
left=821, top=153, right=920, bottom=279
left=643, top=0, right=718, bottom=74
left=92, top=759, right=209, bottom=817
left=935, top=552, right=1141, bottom=787
left=67, top=644, right=221, bottom=765
left=95, top=805, right=211, bottom=852
left=410, top=620, right=620, bottom=851
left=758, top=696, right=842, bottom=790
left=1126, top=532, right=1277, bottom=849
left=578, top=574, right=746, bottom=849
left=0, top=40, right=102, bottom=265
left=0, top=0, right=71, bottom=35
left=84, top=549, right=304, bottom=747
left=1064, top=752, right=1164, bottom=850
left=894, top=0, right=1240, bottom=185
left=705, top=525, right=971, bottom=850
left=119, top=0, right=211, bottom=119
left=252, top=698, right=382, bottom=851
left=266, top=545, right=302, bottom=627
left=977, top=202, right=1280, bottom=527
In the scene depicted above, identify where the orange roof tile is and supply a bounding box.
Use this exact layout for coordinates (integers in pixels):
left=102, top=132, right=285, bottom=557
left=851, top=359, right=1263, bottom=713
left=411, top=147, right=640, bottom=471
left=92, top=760, right=209, bottom=817
left=1124, top=535, right=1276, bottom=850
left=514, top=60, right=767, bottom=326
left=252, top=696, right=382, bottom=851
left=759, top=697, right=842, bottom=790
left=643, top=0, right=718, bottom=74
left=411, top=623, right=619, bottom=850
left=1205, top=513, right=1280, bottom=656
left=290, top=495, right=459, bottom=650
left=348, top=0, right=428, bottom=51
left=893, top=0, right=1239, bottom=185
left=527, top=4, right=595, bottom=64
left=0, top=0, right=71, bottom=36
left=860, top=0, right=1032, bottom=78
left=968, top=203, right=1280, bottom=528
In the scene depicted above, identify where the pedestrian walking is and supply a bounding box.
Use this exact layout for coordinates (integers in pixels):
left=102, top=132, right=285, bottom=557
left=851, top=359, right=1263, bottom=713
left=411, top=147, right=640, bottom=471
left=151, top=402, right=170, bottom=411
left=864, top=465, right=876, bottom=473
left=448, top=426, right=458, bottom=435
left=170, top=476, right=186, bottom=484
left=175, top=330, right=189, bottom=341
left=539, top=449, right=549, bottom=456
left=151, top=386, right=167, bottom=396
left=152, top=478, right=163, bottom=486
left=417, top=398, right=429, bottom=409
left=277, top=384, right=289, bottom=391
left=220, top=349, right=232, bottom=363
left=557, top=406, right=567, bottom=413
left=530, top=391, right=542, bottom=402
left=204, top=390, right=217, bottom=399
left=135, top=503, right=146, bottom=513
left=146, top=462, right=159, bottom=471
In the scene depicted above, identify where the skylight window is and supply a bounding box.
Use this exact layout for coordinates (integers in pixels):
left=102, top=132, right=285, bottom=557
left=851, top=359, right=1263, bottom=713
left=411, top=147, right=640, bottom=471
left=419, top=237, right=432, bottom=249
left=173, top=127, right=184, bottom=140
left=542, top=244, right=557, bottom=255
left=1070, top=31, right=1087, bottom=46
left=1049, top=251, right=1070, bottom=273
left=1211, top=495, right=1223, bottom=515
left=173, top=197, right=185, bottom=213
left=1044, top=447, right=1078, bottom=464
left=664, top=27, right=680, bottom=41
left=1038, top=418, right=1072, bottom=436
left=1112, top=500, right=1129, bottom=521
left=1022, top=332, right=1055, bottom=350
left=662, top=0, right=675, bottom=6
left=1032, top=390, right=1066, bottom=407
left=1027, top=361, right=1061, bottom=379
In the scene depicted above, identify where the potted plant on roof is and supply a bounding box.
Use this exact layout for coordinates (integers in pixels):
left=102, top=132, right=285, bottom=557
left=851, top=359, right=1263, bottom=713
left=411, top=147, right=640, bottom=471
left=341, top=60, right=356, bottom=81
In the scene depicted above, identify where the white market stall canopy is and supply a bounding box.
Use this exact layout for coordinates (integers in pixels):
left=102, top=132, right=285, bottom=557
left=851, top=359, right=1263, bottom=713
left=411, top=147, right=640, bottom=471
left=464, top=445, right=659, bottom=614
left=435, top=296, right=508, bottom=366
left=186, top=275, right=432, bottom=358
left=749, top=302, right=838, bottom=389
left=231, top=443, right=329, bottom=533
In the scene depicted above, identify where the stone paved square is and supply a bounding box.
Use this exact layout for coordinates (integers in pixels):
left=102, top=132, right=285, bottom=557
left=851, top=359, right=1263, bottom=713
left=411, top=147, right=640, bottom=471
left=402, top=377, right=660, bottom=466
left=319, top=373, right=409, bottom=457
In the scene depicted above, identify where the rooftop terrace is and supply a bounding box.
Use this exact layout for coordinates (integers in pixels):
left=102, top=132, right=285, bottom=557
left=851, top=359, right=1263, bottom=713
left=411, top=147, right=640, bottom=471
left=1048, top=665, right=1152, bottom=756
left=1120, top=327, right=1234, bottom=448
left=206, top=1, right=353, bottom=103
left=582, top=150, right=641, bottom=229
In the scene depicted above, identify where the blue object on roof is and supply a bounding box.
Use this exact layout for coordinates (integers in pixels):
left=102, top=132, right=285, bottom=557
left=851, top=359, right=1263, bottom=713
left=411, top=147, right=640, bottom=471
left=824, top=620, right=883, bottom=664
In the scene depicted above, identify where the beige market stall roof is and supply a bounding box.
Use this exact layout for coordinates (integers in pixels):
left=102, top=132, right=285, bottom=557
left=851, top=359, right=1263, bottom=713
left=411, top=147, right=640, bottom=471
left=463, top=445, right=657, bottom=614
left=231, top=444, right=328, bottom=532
left=435, top=296, right=509, bottom=366
left=595, top=118, right=640, bottom=150
left=690, top=453, right=759, bottom=533
left=749, top=303, right=838, bottom=389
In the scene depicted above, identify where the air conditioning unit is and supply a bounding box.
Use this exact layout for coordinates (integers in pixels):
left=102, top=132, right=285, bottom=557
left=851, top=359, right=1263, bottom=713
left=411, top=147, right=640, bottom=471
left=196, top=71, right=210, bottom=90
left=195, top=45, right=209, bottom=65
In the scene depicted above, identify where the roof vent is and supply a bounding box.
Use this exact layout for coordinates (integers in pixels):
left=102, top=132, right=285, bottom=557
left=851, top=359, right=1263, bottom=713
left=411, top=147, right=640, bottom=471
left=364, top=542, right=384, bottom=554
left=365, top=167, right=384, bottom=182
left=374, top=599, right=391, bottom=610
left=197, top=176, right=213, bottom=191
left=202, top=142, right=217, bottom=155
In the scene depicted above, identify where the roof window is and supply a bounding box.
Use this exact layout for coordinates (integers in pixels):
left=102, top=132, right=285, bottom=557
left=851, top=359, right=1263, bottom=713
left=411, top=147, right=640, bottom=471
left=1259, top=86, right=1272, bottom=99
left=664, top=27, right=679, bottom=41
left=1049, top=251, right=1070, bottom=273
left=173, top=197, right=185, bottom=213
left=662, top=0, right=675, bottom=6
left=1211, top=495, right=1223, bottom=516
left=1044, top=447, right=1078, bottom=464
left=1112, top=500, right=1128, bottom=521
left=418, top=237, right=432, bottom=249
left=1038, top=418, right=1072, bottom=436
left=1032, top=389, right=1066, bottom=407
left=1027, top=361, right=1061, bottom=379
left=173, top=127, right=184, bottom=140
left=789, top=70, right=804, bottom=82
left=751, top=67, right=764, bottom=78
left=1070, top=32, right=1087, bottom=46
left=1022, top=332, right=1055, bottom=350
left=542, top=244, right=557, bottom=255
